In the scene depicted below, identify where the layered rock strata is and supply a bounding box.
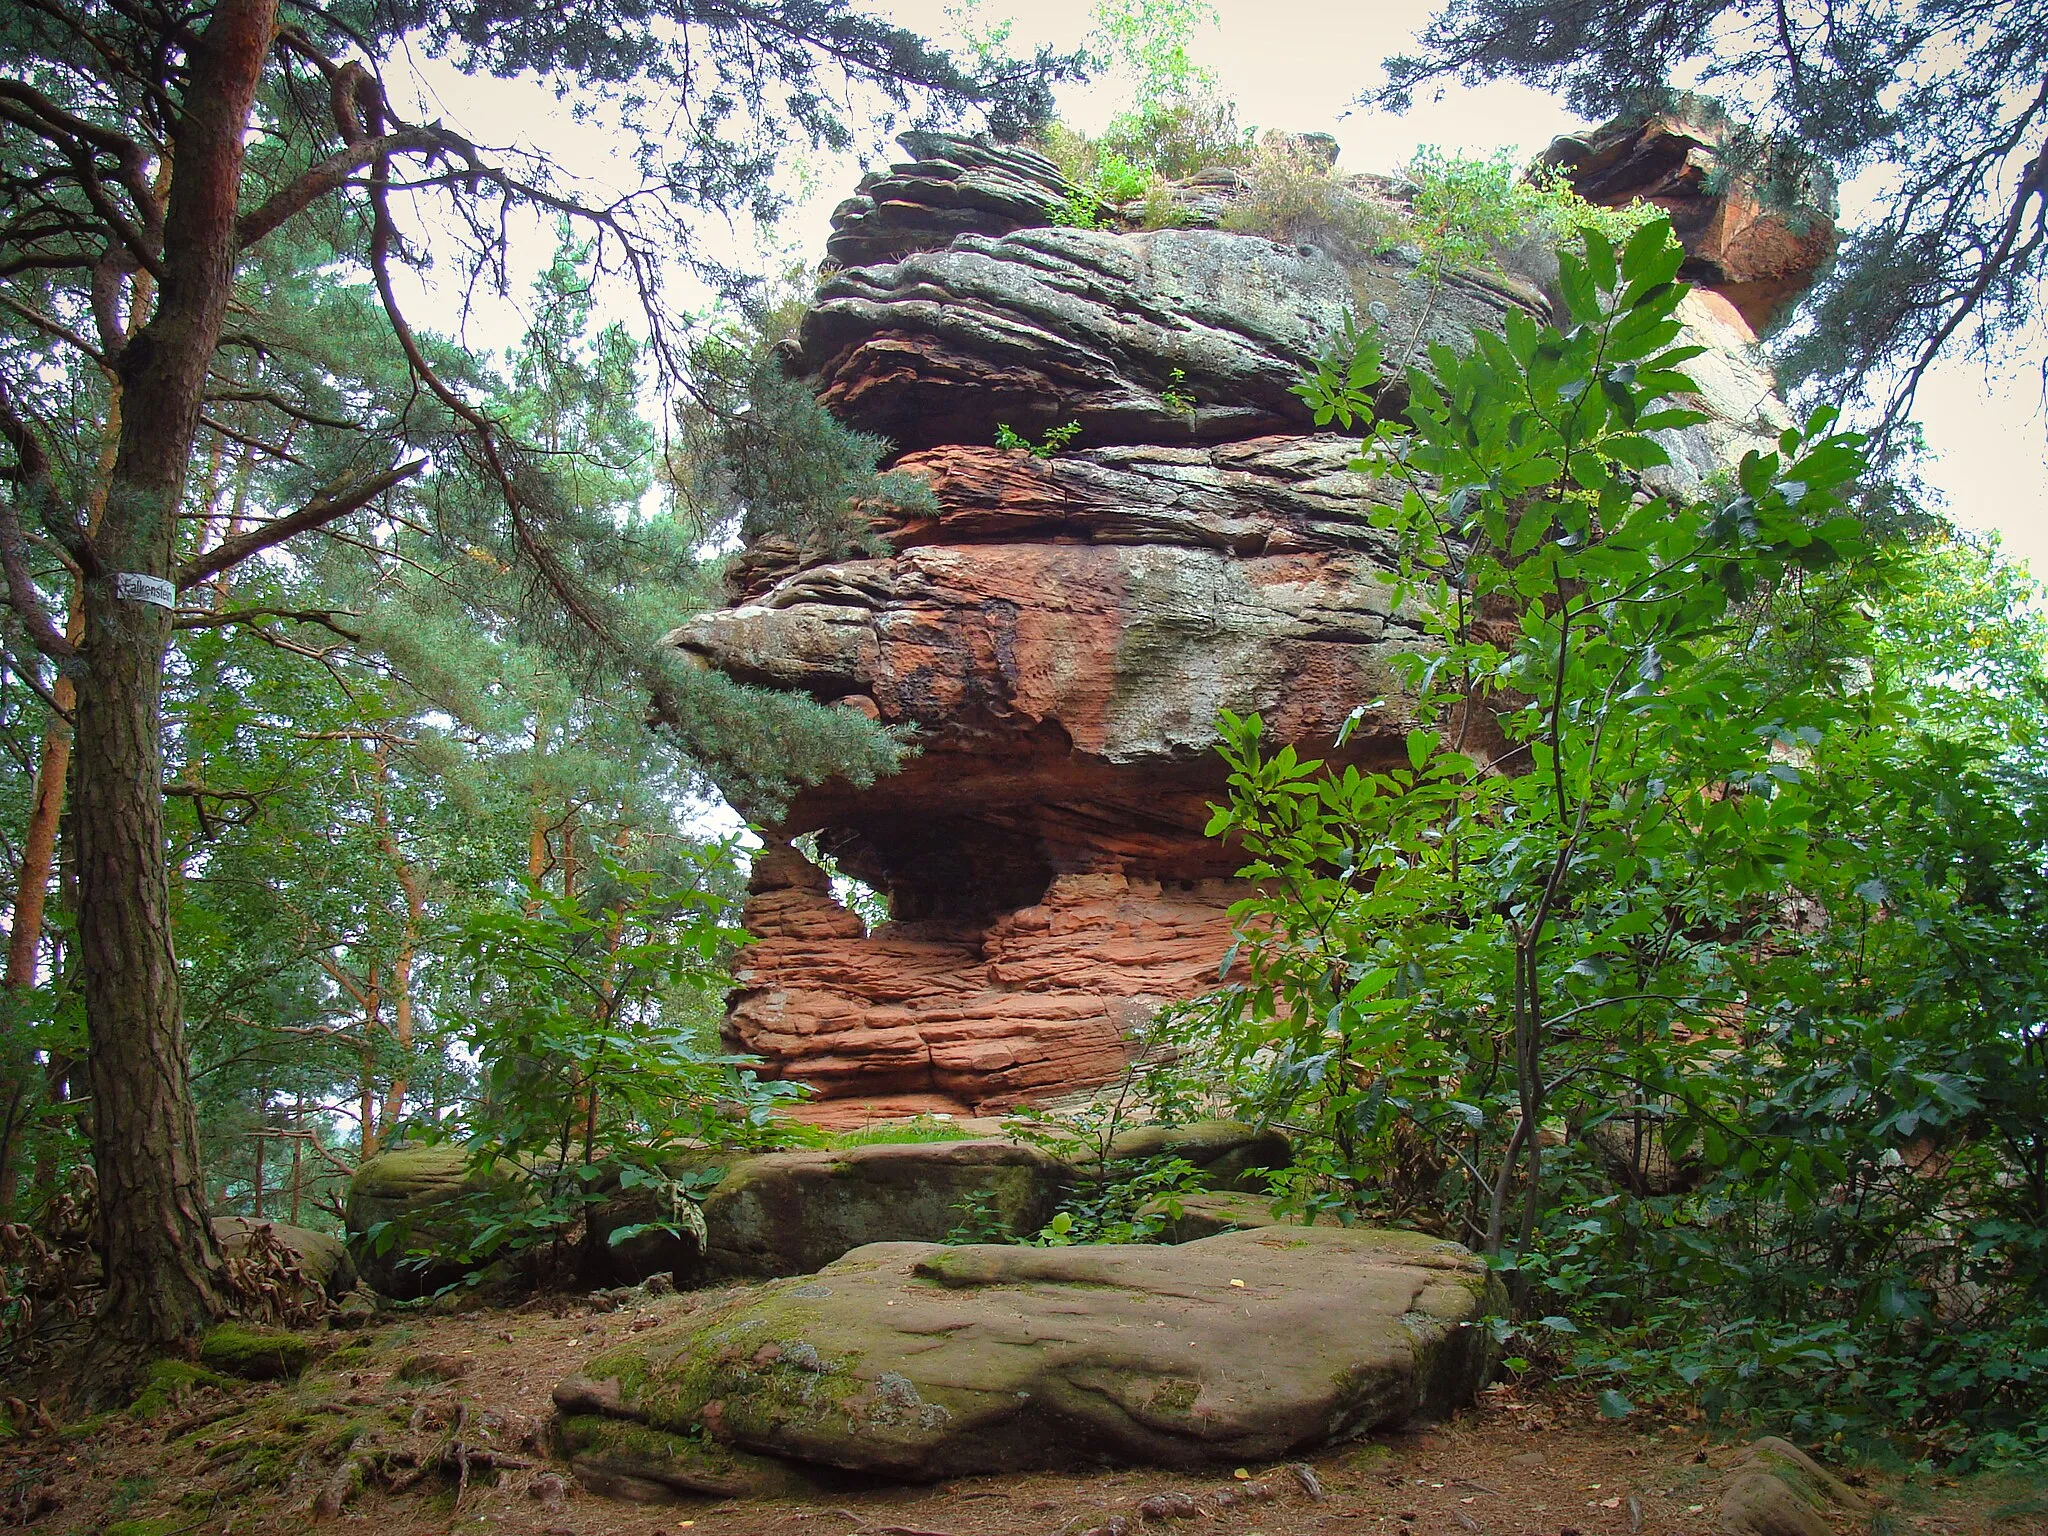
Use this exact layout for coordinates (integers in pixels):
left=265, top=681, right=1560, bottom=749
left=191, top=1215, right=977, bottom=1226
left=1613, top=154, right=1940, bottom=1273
left=676, top=125, right=1828, bottom=1119
left=1539, top=94, right=1837, bottom=335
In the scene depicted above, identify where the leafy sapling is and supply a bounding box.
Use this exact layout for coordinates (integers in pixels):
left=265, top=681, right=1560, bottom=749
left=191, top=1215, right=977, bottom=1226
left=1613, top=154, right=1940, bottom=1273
left=1202, top=217, right=1872, bottom=1280
left=995, top=420, right=1085, bottom=458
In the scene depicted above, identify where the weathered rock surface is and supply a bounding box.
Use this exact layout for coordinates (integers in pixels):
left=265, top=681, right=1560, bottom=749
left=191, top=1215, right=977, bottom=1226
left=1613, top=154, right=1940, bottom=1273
left=1545, top=95, right=1836, bottom=335
left=1718, top=1436, right=1868, bottom=1536
left=593, top=1138, right=1066, bottom=1286
left=672, top=124, right=1821, bottom=1116
left=823, top=131, right=1083, bottom=269
left=797, top=225, right=1547, bottom=452
left=1145, top=1190, right=1307, bottom=1243
left=344, top=1144, right=521, bottom=1298
left=558, top=1225, right=1501, bottom=1482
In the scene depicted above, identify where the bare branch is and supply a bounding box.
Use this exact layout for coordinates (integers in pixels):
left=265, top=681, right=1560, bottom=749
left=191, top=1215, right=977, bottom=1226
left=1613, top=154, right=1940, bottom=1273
left=177, top=458, right=425, bottom=589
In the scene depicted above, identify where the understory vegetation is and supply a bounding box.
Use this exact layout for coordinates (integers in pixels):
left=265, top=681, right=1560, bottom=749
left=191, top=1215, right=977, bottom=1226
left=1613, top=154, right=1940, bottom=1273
left=1, top=0, right=2043, bottom=1490
left=1127, top=221, right=2048, bottom=1466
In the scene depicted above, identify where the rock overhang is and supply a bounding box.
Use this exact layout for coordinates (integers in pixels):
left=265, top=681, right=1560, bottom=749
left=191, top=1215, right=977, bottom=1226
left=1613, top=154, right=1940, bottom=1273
left=675, top=124, right=1825, bottom=1116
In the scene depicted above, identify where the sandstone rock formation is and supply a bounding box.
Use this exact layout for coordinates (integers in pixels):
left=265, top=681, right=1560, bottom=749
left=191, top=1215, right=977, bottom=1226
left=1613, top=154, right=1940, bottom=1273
left=558, top=1225, right=1501, bottom=1483
left=675, top=124, right=1830, bottom=1120
left=1541, top=94, right=1837, bottom=336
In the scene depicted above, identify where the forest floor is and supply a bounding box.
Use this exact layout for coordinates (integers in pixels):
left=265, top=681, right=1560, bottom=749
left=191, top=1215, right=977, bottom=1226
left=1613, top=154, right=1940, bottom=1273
left=2, top=1281, right=2041, bottom=1536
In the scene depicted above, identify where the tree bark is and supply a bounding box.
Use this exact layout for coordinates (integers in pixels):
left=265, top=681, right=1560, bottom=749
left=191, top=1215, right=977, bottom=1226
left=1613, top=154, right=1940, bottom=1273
left=78, top=0, right=279, bottom=1370
left=0, top=361, right=129, bottom=1216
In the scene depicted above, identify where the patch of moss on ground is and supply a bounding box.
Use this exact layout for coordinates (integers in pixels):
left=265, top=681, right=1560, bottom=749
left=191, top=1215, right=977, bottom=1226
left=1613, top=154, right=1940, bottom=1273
left=104, top=1518, right=196, bottom=1536
left=129, top=1359, right=236, bottom=1417
left=198, top=1323, right=314, bottom=1380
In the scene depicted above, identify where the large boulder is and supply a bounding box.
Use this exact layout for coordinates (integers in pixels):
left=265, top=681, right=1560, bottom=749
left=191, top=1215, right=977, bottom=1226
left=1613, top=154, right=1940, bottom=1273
left=557, top=1225, right=1501, bottom=1482
left=669, top=128, right=1815, bottom=1119
left=344, top=1144, right=524, bottom=1298
left=592, top=1138, right=1067, bottom=1285
left=212, top=1216, right=357, bottom=1300
left=1718, top=1436, right=1869, bottom=1536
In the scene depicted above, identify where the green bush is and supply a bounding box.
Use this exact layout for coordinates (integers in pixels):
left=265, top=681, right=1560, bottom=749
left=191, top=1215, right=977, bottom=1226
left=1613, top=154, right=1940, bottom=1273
left=1218, top=135, right=1400, bottom=259
left=1164, top=217, right=2048, bottom=1463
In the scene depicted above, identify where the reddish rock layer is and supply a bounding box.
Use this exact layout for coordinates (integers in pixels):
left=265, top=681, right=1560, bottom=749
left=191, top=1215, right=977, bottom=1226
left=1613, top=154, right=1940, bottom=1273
left=676, top=123, right=1824, bottom=1118
left=730, top=843, right=1237, bottom=1118
left=1545, top=96, right=1836, bottom=335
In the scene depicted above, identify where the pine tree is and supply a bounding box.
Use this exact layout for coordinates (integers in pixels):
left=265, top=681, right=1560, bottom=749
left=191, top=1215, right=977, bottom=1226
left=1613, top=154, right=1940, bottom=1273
left=0, top=0, right=1069, bottom=1380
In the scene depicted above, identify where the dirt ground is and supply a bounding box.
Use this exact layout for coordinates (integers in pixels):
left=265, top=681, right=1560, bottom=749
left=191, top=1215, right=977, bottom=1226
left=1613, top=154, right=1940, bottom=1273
left=1, top=1284, right=2040, bottom=1536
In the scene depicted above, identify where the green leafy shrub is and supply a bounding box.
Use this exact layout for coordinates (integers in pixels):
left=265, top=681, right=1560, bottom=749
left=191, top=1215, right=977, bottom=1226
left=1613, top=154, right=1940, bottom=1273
left=1035, top=1155, right=1207, bottom=1245
left=1217, top=135, right=1399, bottom=259
left=1180, top=217, right=2048, bottom=1461
left=376, top=848, right=807, bottom=1289
left=995, top=421, right=1083, bottom=458
left=1400, top=146, right=1657, bottom=273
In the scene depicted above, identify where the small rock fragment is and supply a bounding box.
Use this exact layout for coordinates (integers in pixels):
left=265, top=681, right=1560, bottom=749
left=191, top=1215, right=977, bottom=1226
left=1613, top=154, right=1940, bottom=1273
left=1137, top=1490, right=1197, bottom=1520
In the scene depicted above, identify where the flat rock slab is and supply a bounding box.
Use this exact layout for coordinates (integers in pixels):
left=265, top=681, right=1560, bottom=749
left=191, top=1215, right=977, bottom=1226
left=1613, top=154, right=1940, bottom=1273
left=562, top=1225, right=1501, bottom=1483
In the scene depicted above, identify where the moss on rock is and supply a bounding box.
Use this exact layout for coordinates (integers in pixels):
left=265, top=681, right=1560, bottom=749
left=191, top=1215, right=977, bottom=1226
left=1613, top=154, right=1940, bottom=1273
left=558, top=1413, right=822, bottom=1499
left=557, top=1226, right=1499, bottom=1480
left=197, top=1323, right=314, bottom=1381
left=128, top=1359, right=236, bottom=1418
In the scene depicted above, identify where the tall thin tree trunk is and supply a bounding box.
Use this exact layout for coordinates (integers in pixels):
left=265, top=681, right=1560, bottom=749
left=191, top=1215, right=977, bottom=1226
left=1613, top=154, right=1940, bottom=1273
left=251, top=1090, right=266, bottom=1219
left=289, top=1093, right=303, bottom=1225
left=371, top=743, right=423, bottom=1141
left=0, top=358, right=131, bottom=1216
left=79, top=0, right=279, bottom=1371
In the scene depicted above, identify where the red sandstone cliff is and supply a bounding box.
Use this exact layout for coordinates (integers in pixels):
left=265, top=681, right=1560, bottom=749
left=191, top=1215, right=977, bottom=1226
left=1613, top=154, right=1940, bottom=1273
left=672, top=119, right=1834, bottom=1122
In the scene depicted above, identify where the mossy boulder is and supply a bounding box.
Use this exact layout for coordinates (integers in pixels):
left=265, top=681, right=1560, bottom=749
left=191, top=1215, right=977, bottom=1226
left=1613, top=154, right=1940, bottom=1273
left=212, top=1216, right=357, bottom=1300
left=555, top=1412, right=824, bottom=1500
left=343, top=1144, right=529, bottom=1297
left=128, top=1358, right=236, bottom=1417
left=197, top=1323, right=315, bottom=1381
left=1719, top=1436, right=1869, bottom=1536
left=556, top=1224, right=1501, bottom=1481
left=590, top=1139, right=1065, bottom=1286
left=1104, top=1119, right=1291, bottom=1192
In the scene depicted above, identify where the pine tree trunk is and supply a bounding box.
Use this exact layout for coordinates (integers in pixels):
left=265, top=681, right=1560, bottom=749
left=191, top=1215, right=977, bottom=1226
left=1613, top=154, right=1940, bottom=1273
left=0, top=384, right=126, bottom=1217
left=77, top=0, right=278, bottom=1373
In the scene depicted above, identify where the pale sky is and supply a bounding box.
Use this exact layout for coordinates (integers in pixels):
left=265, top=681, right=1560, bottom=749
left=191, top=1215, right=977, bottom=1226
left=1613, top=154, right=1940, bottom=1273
left=397, top=0, right=2048, bottom=573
